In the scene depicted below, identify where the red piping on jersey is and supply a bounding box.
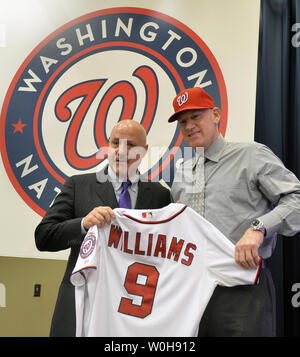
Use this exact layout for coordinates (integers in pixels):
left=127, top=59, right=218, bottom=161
left=123, top=205, right=188, bottom=224
left=72, top=266, right=97, bottom=280
left=254, top=257, right=262, bottom=285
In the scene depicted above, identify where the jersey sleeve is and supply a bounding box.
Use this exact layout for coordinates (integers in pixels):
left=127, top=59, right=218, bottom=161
left=205, top=225, right=261, bottom=286
left=70, top=225, right=99, bottom=286
left=185, top=207, right=261, bottom=286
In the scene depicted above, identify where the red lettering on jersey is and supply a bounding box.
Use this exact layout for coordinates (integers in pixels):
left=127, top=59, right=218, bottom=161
left=167, top=237, right=184, bottom=261
left=181, top=243, right=197, bottom=266
left=153, top=234, right=166, bottom=258
left=109, top=228, right=197, bottom=266
left=135, top=232, right=145, bottom=255
left=123, top=231, right=133, bottom=254
left=108, top=225, right=122, bottom=248
left=147, top=233, right=153, bottom=256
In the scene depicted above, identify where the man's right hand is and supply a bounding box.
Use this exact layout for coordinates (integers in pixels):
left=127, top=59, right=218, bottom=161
left=83, top=206, right=115, bottom=231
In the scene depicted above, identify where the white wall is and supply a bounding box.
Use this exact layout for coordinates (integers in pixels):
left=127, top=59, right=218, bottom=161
left=0, top=0, right=260, bottom=259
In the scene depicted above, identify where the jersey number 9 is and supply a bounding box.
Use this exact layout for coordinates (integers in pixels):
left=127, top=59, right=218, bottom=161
left=118, top=262, right=160, bottom=318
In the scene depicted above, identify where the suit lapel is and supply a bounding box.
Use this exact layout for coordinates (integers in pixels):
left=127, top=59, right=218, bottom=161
left=95, top=166, right=119, bottom=208
left=95, top=181, right=119, bottom=208
left=135, top=181, right=152, bottom=209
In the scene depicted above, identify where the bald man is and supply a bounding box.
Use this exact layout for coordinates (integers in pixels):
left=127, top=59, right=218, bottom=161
left=35, top=120, right=172, bottom=337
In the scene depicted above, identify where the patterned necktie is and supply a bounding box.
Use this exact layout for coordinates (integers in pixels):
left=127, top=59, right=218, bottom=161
left=189, top=151, right=205, bottom=216
left=119, top=180, right=132, bottom=209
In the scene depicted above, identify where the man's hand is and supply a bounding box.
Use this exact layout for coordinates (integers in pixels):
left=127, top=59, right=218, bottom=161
left=83, top=206, right=115, bottom=231
left=235, top=228, right=264, bottom=269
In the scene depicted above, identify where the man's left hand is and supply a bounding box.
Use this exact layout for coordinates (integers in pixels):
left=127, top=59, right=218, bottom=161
left=235, top=228, right=264, bottom=269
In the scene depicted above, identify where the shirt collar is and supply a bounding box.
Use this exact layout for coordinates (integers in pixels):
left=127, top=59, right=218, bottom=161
left=204, top=134, right=226, bottom=163
left=108, top=165, right=139, bottom=191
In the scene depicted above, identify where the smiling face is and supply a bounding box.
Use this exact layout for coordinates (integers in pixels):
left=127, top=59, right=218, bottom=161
left=108, top=120, right=148, bottom=178
left=177, top=108, right=221, bottom=150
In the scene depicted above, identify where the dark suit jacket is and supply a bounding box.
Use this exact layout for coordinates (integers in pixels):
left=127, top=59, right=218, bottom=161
left=34, top=167, right=172, bottom=336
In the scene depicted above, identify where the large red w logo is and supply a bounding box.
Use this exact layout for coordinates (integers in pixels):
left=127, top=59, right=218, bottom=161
left=55, top=65, right=158, bottom=170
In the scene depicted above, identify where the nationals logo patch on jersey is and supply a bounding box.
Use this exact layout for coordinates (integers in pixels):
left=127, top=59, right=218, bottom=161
left=0, top=7, right=227, bottom=216
left=80, top=234, right=96, bottom=259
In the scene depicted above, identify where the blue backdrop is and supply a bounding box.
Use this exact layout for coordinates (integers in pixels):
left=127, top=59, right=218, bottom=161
left=255, top=0, right=300, bottom=337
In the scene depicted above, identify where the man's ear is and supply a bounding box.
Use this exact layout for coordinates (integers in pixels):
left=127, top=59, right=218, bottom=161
left=142, top=144, right=149, bottom=158
left=212, top=107, right=221, bottom=125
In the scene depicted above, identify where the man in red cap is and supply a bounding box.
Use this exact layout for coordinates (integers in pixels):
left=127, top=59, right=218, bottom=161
left=170, top=86, right=300, bottom=336
left=169, top=87, right=221, bottom=151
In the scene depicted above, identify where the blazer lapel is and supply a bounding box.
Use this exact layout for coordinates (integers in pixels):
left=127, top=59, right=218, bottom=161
left=95, top=166, right=119, bottom=208
left=135, top=181, right=152, bottom=209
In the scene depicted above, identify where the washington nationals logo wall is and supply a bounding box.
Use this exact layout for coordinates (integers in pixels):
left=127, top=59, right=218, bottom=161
left=0, top=7, right=227, bottom=216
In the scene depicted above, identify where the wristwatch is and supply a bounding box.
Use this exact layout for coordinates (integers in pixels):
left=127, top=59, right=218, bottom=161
left=250, top=219, right=266, bottom=236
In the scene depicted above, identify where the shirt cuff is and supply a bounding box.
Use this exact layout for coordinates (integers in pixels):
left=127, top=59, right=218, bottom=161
left=257, top=210, right=282, bottom=238
left=80, top=218, right=87, bottom=235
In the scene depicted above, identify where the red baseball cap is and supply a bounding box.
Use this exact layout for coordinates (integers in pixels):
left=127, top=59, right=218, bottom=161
left=168, top=87, right=215, bottom=122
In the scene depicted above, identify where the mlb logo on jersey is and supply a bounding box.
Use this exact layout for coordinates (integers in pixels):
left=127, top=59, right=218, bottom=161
left=0, top=7, right=227, bottom=217
left=142, top=211, right=153, bottom=218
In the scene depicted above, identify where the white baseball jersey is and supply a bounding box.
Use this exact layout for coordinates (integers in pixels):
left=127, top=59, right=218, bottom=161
left=71, top=203, right=261, bottom=337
